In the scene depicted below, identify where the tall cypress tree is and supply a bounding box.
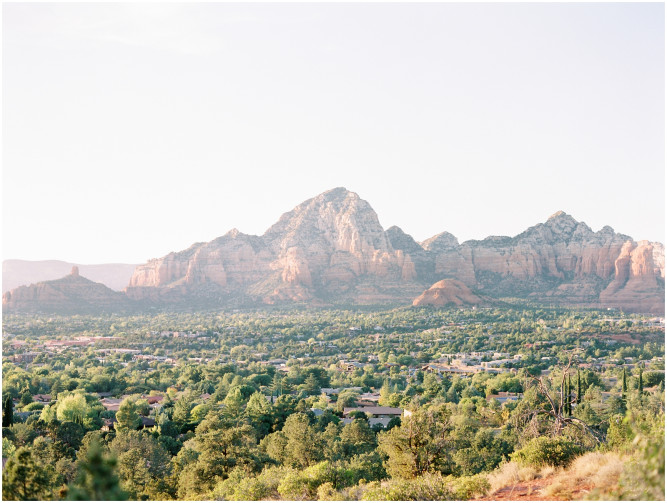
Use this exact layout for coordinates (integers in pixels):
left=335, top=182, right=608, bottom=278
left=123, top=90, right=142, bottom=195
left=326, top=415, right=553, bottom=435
left=2, top=396, right=14, bottom=427
left=577, top=369, right=582, bottom=404
left=622, top=368, right=628, bottom=395
left=638, top=367, right=644, bottom=394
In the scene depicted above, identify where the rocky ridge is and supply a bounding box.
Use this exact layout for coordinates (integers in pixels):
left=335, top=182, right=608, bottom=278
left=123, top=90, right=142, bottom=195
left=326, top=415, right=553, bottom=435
left=2, top=267, right=132, bottom=313
left=4, top=188, right=664, bottom=314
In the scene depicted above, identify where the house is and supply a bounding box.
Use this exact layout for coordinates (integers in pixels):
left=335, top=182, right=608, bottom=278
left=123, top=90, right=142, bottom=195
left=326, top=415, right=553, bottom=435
left=101, top=418, right=117, bottom=431
left=343, top=406, right=404, bottom=419
left=486, top=392, right=522, bottom=404
left=369, top=417, right=395, bottom=429
left=101, top=398, right=123, bottom=412
left=32, top=394, right=52, bottom=404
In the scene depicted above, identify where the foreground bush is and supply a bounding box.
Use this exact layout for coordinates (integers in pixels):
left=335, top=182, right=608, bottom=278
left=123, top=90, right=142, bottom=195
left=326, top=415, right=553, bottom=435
left=511, top=436, right=582, bottom=468
left=360, top=472, right=455, bottom=501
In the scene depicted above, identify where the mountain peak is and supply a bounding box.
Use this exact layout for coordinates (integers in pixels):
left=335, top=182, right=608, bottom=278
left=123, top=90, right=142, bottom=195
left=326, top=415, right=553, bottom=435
left=318, top=187, right=358, bottom=202
left=548, top=210, right=570, bottom=221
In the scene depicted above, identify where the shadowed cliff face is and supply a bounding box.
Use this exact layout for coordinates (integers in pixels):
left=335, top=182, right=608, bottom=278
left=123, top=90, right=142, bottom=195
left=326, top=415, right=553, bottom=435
left=5, top=188, right=664, bottom=314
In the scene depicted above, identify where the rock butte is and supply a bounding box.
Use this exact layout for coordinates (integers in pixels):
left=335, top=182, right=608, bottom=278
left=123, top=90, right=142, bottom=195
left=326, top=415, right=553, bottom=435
left=3, top=188, right=664, bottom=314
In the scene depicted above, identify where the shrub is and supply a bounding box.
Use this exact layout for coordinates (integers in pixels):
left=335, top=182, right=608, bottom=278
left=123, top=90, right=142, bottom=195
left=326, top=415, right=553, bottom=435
left=511, top=436, right=582, bottom=468
left=360, top=473, right=455, bottom=501
left=23, top=403, right=44, bottom=412
left=447, top=474, right=491, bottom=499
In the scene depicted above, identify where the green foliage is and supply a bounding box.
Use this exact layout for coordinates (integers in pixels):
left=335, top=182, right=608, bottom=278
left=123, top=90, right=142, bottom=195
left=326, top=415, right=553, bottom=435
left=452, top=428, right=511, bottom=475
left=280, top=412, right=324, bottom=469
left=361, top=472, right=455, bottom=500
left=213, top=465, right=292, bottom=501
left=108, top=430, right=173, bottom=499
left=2, top=447, right=53, bottom=500
left=115, top=399, right=141, bottom=432
left=55, top=392, right=102, bottom=430
left=378, top=406, right=451, bottom=478
left=446, top=473, right=491, bottom=499
left=67, top=440, right=127, bottom=500
left=3, top=395, right=14, bottom=427
left=511, top=436, right=582, bottom=468
left=2, top=307, right=665, bottom=501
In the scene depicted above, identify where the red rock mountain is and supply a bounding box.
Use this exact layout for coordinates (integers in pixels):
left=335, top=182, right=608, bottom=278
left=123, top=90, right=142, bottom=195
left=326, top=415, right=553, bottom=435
left=125, top=188, right=423, bottom=306
left=4, top=189, right=664, bottom=314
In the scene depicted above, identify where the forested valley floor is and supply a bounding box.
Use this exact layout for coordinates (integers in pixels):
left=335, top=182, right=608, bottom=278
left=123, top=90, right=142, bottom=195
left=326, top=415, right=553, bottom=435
left=2, top=305, right=664, bottom=500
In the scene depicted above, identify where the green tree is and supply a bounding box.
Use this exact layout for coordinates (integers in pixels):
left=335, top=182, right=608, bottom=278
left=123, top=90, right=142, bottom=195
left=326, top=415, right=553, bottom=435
left=340, top=419, right=376, bottom=458
left=3, top=395, right=14, bottom=427
left=67, top=440, right=126, bottom=500
left=281, top=413, right=323, bottom=469
left=377, top=406, right=451, bottom=478
left=115, top=399, right=141, bottom=432
left=108, top=431, right=172, bottom=499
left=19, top=389, right=33, bottom=407
left=2, top=447, right=53, bottom=500
left=245, top=392, right=273, bottom=439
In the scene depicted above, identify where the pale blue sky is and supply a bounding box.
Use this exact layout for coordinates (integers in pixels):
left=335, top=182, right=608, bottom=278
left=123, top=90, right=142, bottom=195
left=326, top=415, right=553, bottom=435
left=3, top=3, right=664, bottom=263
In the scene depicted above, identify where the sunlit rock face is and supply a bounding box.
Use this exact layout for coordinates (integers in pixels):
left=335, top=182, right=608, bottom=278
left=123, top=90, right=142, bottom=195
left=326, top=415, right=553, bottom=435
left=121, top=190, right=663, bottom=314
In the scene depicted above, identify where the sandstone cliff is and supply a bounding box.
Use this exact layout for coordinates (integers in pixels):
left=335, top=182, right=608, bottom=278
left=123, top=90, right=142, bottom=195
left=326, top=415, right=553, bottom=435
left=7, top=188, right=663, bottom=314
left=124, top=191, right=663, bottom=314
left=126, top=188, right=424, bottom=305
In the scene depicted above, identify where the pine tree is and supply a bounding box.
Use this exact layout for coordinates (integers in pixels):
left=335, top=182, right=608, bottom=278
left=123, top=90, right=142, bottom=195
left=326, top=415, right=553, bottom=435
left=51, top=380, right=65, bottom=400
left=66, top=440, right=126, bottom=500
left=2, top=447, right=52, bottom=500
left=115, top=399, right=141, bottom=432
left=2, top=395, right=14, bottom=427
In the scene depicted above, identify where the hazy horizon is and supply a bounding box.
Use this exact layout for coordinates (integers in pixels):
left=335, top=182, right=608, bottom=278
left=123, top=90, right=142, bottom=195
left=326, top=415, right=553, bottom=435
left=3, top=3, right=664, bottom=264
left=0, top=185, right=661, bottom=265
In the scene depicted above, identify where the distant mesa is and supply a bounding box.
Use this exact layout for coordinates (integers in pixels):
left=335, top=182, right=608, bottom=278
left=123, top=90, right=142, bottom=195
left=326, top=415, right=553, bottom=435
left=2, top=270, right=132, bottom=314
left=4, top=188, right=665, bottom=315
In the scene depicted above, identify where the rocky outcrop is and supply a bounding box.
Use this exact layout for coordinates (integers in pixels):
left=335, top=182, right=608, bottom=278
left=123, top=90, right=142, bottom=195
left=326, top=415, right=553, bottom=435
left=126, top=188, right=424, bottom=305
left=2, top=268, right=132, bottom=313
left=124, top=191, right=663, bottom=314
left=413, top=279, right=485, bottom=307
left=599, top=241, right=665, bottom=314
left=8, top=188, right=662, bottom=314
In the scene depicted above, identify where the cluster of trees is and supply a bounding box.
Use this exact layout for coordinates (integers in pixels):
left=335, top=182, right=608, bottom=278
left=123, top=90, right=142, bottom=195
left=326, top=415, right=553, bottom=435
left=2, top=306, right=664, bottom=500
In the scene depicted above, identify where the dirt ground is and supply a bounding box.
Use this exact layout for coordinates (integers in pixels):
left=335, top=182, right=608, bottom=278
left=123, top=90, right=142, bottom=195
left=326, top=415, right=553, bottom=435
left=477, top=475, right=595, bottom=501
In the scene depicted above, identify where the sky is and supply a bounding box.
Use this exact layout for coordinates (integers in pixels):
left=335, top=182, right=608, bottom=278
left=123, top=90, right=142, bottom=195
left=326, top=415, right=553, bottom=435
left=3, top=2, right=665, bottom=264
